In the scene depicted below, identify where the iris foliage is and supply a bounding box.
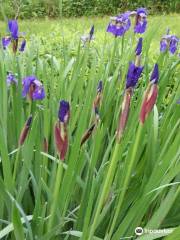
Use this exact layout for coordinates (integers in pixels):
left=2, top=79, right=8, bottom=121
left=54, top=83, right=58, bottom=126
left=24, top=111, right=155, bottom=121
left=0, top=15, right=180, bottom=240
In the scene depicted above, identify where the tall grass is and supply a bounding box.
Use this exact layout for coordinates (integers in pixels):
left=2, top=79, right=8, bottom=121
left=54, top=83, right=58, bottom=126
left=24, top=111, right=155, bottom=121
left=0, top=16, right=180, bottom=240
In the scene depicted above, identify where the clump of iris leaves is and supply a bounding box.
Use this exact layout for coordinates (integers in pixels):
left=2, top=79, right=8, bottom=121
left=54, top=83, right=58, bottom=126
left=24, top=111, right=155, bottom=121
left=0, top=16, right=180, bottom=240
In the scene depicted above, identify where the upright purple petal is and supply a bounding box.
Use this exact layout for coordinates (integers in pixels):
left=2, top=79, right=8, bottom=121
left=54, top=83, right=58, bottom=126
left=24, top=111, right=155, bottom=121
left=2, top=37, right=11, bottom=49
left=58, top=100, right=70, bottom=123
left=126, top=62, right=143, bottom=89
left=135, top=37, right=143, bottom=55
left=89, top=25, right=94, bottom=40
left=134, top=8, right=147, bottom=34
left=97, top=81, right=103, bottom=93
left=150, top=64, right=159, bottom=84
left=8, top=20, right=19, bottom=39
left=19, top=39, right=26, bottom=52
left=137, top=8, right=147, bottom=15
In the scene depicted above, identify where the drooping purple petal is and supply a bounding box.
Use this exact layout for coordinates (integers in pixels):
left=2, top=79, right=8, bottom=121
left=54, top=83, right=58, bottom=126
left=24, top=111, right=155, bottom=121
left=160, top=33, right=179, bottom=54
left=107, top=12, right=131, bottom=37
left=135, top=37, right=143, bottom=55
left=19, top=39, right=26, bottom=52
left=134, top=20, right=147, bottom=34
left=8, top=20, right=19, bottom=40
left=160, top=39, right=168, bottom=52
left=2, top=37, right=11, bottom=49
left=169, top=35, right=179, bottom=54
left=6, top=72, right=18, bottom=86
left=58, top=100, right=70, bottom=123
left=150, top=64, right=159, bottom=84
left=32, top=84, right=45, bottom=100
left=126, top=62, right=143, bottom=89
left=107, top=22, right=117, bottom=35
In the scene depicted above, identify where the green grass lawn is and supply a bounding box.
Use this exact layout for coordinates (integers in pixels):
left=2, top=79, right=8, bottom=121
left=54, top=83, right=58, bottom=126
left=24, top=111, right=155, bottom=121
left=1, top=14, right=180, bottom=40
left=0, top=14, right=180, bottom=240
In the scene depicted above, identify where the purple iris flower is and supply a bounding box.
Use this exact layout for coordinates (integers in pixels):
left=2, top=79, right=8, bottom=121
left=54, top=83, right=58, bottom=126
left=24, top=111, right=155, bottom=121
left=58, top=100, right=70, bottom=123
left=89, top=25, right=94, bottom=41
left=169, top=36, right=179, bottom=54
left=19, top=39, right=26, bottom=52
left=126, top=62, right=143, bottom=89
left=160, top=32, right=179, bottom=54
left=6, top=72, right=18, bottom=86
left=8, top=20, right=19, bottom=39
left=134, top=8, right=147, bottom=34
left=135, top=37, right=143, bottom=55
left=22, top=76, right=45, bottom=100
left=160, top=38, right=168, bottom=52
left=2, top=20, right=26, bottom=53
left=81, top=25, right=95, bottom=45
left=2, top=37, right=11, bottom=49
left=150, top=64, right=159, bottom=84
left=107, top=11, right=131, bottom=37
left=97, top=80, right=103, bottom=93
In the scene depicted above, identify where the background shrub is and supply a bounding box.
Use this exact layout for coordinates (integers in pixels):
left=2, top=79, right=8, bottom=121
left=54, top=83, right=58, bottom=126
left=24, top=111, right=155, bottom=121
left=0, top=0, right=180, bottom=19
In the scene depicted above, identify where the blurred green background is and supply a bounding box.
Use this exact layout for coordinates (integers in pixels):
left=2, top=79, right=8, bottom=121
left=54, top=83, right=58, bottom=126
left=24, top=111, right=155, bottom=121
left=0, top=0, right=180, bottom=19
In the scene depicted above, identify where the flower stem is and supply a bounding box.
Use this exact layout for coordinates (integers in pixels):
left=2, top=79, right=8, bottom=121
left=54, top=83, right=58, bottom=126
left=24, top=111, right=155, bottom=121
left=88, top=142, right=120, bottom=240
left=13, top=147, right=21, bottom=182
left=47, top=162, right=63, bottom=231
left=106, top=123, right=143, bottom=239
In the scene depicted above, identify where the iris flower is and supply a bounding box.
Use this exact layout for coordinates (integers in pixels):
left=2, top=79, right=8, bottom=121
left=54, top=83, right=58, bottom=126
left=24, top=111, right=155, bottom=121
left=81, top=25, right=95, bottom=45
left=140, top=64, right=159, bottom=124
left=117, top=39, right=143, bottom=141
left=18, top=115, right=32, bottom=146
left=22, top=76, right=45, bottom=100
left=126, top=62, right=143, bottom=89
left=93, top=80, right=103, bottom=120
left=81, top=81, right=103, bottom=146
left=6, top=72, right=18, bottom=87
left=135, top=37, right=143, bottom=66
left=135, top=37, right=143, bottom=56
left=160, top=32, right=179, bottom=54
left=54, top=100, right=70, bottom=160
left=2, top=20, right=26, bottom=53
left=107, top=11, right=133, bottom=37
left=134, top=8, right=148, bottom=34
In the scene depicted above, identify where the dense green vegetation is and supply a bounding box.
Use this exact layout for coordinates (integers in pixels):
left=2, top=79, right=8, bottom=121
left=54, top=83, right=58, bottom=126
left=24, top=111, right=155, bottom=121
left=0, top=0, right=180, bottom=19
left=0, top=13, right=180, bottom=240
